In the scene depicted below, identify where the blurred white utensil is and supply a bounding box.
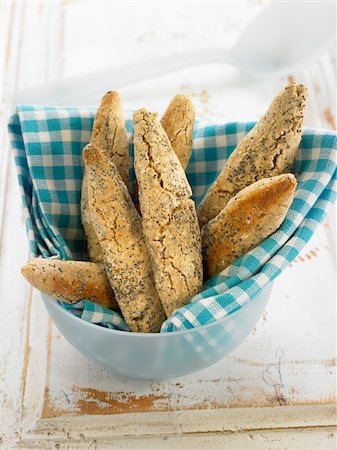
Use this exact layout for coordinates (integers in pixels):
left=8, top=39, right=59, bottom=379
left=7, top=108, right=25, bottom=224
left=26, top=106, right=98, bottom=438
left=13, top=1, right=336, bottom=106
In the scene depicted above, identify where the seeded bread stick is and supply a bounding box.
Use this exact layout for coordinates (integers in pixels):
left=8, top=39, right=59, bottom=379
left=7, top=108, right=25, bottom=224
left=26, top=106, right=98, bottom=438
left=134, top=109, right=203, bottom=317
left=130, top=94, right=195, bottom=207
left=21, top=258, right=118, bottom=309
left=161, top=94, right=195, bottom=170
left=83, top=143, right=166, bottom=333
left=90, top=91, right=129, bottom=185
left=202, top=174, right=297, bottom=279
left=81, top=91, right=129, bottom=262
left=197, top=82, right=307, bottom=227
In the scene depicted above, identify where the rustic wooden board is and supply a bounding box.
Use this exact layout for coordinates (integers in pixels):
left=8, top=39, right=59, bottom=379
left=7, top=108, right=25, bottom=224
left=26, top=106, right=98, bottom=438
left=1, top=1, right=336, bottom=448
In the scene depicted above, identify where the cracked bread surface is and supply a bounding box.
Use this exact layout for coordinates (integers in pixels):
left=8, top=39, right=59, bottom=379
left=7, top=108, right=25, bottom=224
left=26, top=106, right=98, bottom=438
left=133, top=109, right=203, bottom=317
left=161, top=94, right=195, bottom=170
left=83, top=143, right=166, bottom=333
left=21, top=258, right=117, bottom=309
left=90, top=91, right=129, bottom=185
left=202, top=173, right=297, bottom=279
left=197, top=82, right=307, bottom=227
left=81, top=91, right=129, bottom=263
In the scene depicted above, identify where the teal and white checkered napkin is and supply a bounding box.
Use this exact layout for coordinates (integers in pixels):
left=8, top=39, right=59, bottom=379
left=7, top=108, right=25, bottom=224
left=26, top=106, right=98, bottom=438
left=9, top=106, right=337, bottom=333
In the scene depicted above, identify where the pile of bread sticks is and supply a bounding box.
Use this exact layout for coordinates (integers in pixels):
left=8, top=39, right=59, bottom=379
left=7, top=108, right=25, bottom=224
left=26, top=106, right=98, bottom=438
left=22, top=82, right=307, bottom=333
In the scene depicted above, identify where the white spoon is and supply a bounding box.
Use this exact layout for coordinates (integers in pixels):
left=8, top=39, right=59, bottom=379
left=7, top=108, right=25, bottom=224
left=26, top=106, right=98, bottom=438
left=13, top=1, right=336, bottom=106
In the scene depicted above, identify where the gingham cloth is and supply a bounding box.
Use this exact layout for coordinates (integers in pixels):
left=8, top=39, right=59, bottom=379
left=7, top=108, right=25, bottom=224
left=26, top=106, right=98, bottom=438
left=8, top=106, right=337, bottom=333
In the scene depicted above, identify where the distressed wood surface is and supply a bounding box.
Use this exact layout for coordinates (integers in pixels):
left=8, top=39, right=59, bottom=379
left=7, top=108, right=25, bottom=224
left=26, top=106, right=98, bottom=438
left=1, top=1, right=336, bottom=449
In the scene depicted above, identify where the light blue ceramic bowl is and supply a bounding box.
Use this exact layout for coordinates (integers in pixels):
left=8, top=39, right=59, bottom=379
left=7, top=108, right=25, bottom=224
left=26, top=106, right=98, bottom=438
left=42, top=283, right=272, bottom=379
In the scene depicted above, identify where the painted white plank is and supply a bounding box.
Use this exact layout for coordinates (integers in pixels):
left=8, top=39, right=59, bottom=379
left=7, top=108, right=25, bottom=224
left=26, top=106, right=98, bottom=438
left=25, top=404, right=336, bottom=440
left=19, top=427, right=337, bottom=450
left=1, top=3, right=31, bottom=448
left=0, top=2, right=63, bottom=449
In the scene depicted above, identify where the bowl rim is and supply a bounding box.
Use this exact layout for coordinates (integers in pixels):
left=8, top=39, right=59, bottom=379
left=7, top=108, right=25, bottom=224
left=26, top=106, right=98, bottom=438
left=42, top=282, right=272, bottom=338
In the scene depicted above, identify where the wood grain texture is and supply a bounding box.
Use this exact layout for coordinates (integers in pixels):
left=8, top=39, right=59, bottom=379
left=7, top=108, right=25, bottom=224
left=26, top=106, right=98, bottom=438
left=1, top=1, right=336, bottom=448
left=17, top=427, right=337, bottom=450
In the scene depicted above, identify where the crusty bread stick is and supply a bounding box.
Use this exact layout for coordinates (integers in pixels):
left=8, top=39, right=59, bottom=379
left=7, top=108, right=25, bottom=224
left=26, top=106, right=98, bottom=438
left=202, top=174, right=297, bottom=279
left=83, top=143, right=166, bottom=332
left=197, top=83, right=306, bottom=227
left=21, top=258, right=117, bottom=309
left=81, top=91, right=129, bottom=262
left=161, top=94, right=195, bottom=170
left=134, top=109, right=203, bottom=317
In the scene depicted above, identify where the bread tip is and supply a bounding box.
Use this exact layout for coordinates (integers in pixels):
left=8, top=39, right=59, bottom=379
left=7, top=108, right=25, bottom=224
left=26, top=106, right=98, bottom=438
left=275, top=173, right=297, bottom=195
left=173, top=93, right=191, bottom=101
left=296, top=83, right=308, bottom=99
left=21, top=262, right=33, bottom=280
left=133, top=108, right=146, bottom=122
left=134, top=108, right=157, bottom=123
left=94, top=91, right=122, bottom=117
left=83, top=143, right=101, bottom=166
left=101, top=90, right=120, bottom=102
left=287, top=173, right=298, bottom=191
left=285, top=80, right=307, bottom=99
left=282, top=172, right=297, bottom=182
left=21, top=264, right=28, bottom=277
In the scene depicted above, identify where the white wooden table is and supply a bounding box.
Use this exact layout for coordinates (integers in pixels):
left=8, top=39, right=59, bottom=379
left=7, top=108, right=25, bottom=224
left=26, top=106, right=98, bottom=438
left=1, top=2, right=336, bottom=448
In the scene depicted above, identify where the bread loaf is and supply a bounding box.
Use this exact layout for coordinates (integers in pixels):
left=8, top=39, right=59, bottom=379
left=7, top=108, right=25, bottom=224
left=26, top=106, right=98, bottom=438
left=21, top=258, right=117, bottom=309
left=83, top=143, right=166, bottom=333
left=161, top=94, right=195, bottom=170
left=81, top=91, right=129, bottom=262
left=197, top=82, right=306, bottom=227
left=90, top=91, right=129, bottom=185
left=133, top=109, right=203, bottom=317
left=202, top=173, right=297, bottom=279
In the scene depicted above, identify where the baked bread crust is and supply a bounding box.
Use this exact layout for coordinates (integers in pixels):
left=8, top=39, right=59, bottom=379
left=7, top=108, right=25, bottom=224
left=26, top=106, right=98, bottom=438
left=83, top=143, right=166, bottom=333
left=197, top=83, right=307, bottom=227
left=21, top=258, right=117, bottom=309
left=81, top=91, right=129, bottom=262
left=202, top=173, right=297, bottom=279
left=161, top=94, right=195, bottom=170
left=134, top=109, right=203, bottom=317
